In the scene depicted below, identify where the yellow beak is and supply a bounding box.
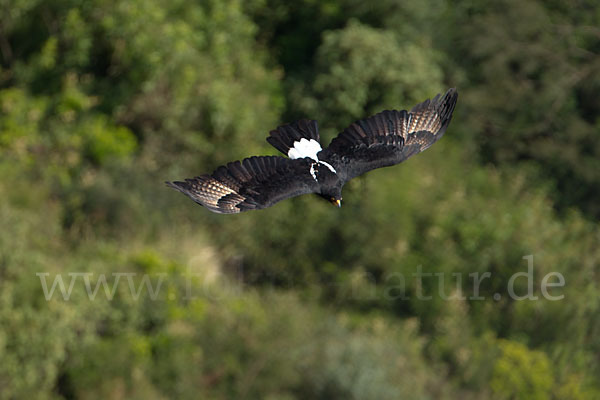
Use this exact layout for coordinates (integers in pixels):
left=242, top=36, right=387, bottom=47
left=333, top=199, right=341, bottom=208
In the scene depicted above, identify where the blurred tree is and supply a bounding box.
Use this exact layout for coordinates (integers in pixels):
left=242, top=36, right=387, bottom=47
left=442, top=0, right=600, bottom=219
left=491, top=340, right=553, bottom=400
left=289, top=20, right=444, bottom=133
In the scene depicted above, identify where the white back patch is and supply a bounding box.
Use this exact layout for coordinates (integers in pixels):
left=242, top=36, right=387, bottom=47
left=309, top=161, right=336, bottom=182
left=288, top=138, right=322, bottom=161
left=309, top=163, right=318, bottom=181
left=318, top=160, right=336, bottom=173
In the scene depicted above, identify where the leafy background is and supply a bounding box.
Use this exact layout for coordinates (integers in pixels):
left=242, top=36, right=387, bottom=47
left=1, top=0, right=599, bottom=399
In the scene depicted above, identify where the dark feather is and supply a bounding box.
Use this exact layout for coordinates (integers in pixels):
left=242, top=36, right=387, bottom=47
left=267, top=119, right=321, bottom=156
left=166, top=156, right=319, bottom=214
left=320, top=88, right=458, bottom=182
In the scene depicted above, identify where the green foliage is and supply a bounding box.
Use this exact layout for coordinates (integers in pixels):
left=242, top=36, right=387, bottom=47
left=443, top=0, right=600, bottom=218
left=0, top=88, right=46, bottom=150
left=491, top=340, right=553, bottom=400
left=292, top=20, right=444, bottom=131
left=0, top=0, right=599, bottom=398
left=79, top=115, right=137, bottom=165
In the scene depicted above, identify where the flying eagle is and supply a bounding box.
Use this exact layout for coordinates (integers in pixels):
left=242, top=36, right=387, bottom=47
left=167, top=88, right=458, bottom=214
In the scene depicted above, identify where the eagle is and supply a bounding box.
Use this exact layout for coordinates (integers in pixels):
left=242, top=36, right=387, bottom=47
left=166, top=88, right=458, bottom=214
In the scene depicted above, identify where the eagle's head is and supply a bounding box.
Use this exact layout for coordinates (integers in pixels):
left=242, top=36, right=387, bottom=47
left=330, top=196, right=342, bottom=207
left=313, top=161, right=343, bottom=207
left=317, top=179, right=343, bottom=208
left=318, top=191, right=342, bottom=207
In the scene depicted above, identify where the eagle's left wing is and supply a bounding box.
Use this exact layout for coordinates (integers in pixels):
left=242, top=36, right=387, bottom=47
left=166, top=156, right=319, bottom=214
left=319, top=88, right=458, bottom=183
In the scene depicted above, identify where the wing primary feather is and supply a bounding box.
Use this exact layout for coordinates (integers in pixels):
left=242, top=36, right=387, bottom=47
left=167, top=156, right=320, bottom=214
left=321, top=88, right=458, bottom=182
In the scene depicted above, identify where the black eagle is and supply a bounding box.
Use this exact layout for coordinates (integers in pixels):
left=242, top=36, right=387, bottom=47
left=167, top=88, right=458, bottom=214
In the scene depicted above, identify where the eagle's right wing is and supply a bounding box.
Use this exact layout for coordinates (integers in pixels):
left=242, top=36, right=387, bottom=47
left=166, top=156, right=319, bottom=214
left=319, top=88, right=458, bottom=183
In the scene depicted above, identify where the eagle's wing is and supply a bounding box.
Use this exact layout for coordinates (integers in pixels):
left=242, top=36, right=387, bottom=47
left=319, top=88, right=458, bottom=183
left=166, top=156, right=319, bottom=214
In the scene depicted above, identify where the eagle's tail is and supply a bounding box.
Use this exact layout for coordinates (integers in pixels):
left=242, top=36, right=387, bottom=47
left=267, top=119, right=321, bottom=158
